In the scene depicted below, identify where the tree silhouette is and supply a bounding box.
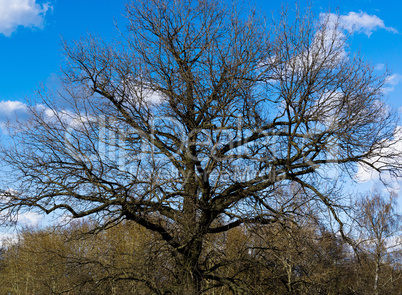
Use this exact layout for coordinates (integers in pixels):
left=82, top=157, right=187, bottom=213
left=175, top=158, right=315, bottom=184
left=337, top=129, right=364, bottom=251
left=1, top=0, right=400, bottom=293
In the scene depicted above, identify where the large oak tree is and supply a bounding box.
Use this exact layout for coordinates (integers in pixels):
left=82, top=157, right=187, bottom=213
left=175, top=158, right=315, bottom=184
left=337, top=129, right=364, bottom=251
left=1, top=0, right=400, bottom=293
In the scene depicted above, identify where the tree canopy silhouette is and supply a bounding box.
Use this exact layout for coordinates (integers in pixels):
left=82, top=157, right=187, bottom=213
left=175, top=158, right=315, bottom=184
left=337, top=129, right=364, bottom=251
left=1, top=0, right=400, bottom=293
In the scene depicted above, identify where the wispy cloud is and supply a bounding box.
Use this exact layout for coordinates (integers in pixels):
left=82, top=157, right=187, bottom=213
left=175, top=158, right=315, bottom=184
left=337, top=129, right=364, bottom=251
left=18, top=212, right=43, bottom=226
left=0, top=0, right=52, bottom=37
left=321, top=11, right=397, bottom=38
left=356, top=125, right=402, bottom=183
left=383, top=74, right=402, bottom=94
left=385, top=74, right=401, bottom=86
left=375, top=63, right=385, bottom=71
left=340, top=11, right=398, bottom=37
left=0, top=100, right=30, bottom=130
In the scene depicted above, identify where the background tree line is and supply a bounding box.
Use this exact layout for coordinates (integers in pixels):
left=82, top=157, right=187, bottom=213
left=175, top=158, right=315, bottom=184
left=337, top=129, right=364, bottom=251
left=0, top=190, right=400, bottom=295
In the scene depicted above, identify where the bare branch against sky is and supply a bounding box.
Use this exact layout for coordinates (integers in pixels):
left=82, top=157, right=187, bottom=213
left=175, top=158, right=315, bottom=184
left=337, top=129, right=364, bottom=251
left=0, top=0, right=401, bottom=292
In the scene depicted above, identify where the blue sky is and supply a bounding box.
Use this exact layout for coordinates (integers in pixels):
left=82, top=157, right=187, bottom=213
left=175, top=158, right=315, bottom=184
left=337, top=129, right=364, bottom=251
left=0, top=0, right=401, bottom=112
left=0, top=0, right=401, bottom=113
left=0, top=0, right=401, bottom=229
left=0, top=0, right=125, bottom=102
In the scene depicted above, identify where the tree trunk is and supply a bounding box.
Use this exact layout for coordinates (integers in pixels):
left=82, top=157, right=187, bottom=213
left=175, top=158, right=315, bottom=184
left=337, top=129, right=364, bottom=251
left=374, top=252, right=380, bottom=295
left=180, top=239, right=203, bottom=294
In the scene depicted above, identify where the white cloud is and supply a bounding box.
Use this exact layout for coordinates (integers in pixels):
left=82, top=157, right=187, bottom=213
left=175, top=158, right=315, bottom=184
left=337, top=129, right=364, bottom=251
left=18, top=212, right=43, bottom=226
left=375, top=63, right=385, bottom=71
left=383, top=74, right=402, bottom=94
left=0, top=100, right=30, bottom=130
left=385, top=235, right=402, bottom=251
left=356, top=126, right=402, bottom=182
left=356, top=164, right=380, bottom=182
left=0, top=230, right=18, bottom=245
left=321, top=11, right=397, bottom=39
left=339, top=11, right=398, bottom=37
left=0, top=0, right=52, bottom=36
left=386, top=74, right=401, bottom=86
left=122, top=78, right=165, bottom=106
left=0, top=100, right=80, bottom=130
left=0, top=100, right=28, bottom=114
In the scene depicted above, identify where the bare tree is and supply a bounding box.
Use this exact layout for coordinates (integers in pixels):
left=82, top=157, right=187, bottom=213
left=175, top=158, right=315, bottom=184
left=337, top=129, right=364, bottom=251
left=355, top=190, right=401, bottom=295
left=1, top=0, right=400, bottom=293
